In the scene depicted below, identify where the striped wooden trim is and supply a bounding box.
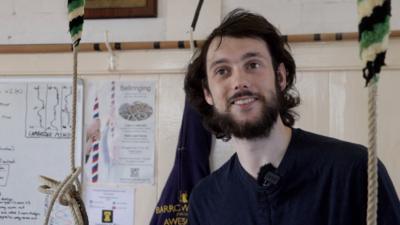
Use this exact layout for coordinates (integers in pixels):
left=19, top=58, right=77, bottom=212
left=1, top=30, right=399, bottom=54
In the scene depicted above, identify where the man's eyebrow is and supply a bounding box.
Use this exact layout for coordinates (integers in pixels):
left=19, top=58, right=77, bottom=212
left=208, top=58, right=228, bottom=70
left=241, top=51, right=265, bottom=60
left=208, top=52, right=267, bottom=69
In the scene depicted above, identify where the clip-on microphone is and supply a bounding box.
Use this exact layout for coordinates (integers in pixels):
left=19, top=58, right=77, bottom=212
left=257, top=163, right=280, bottom=188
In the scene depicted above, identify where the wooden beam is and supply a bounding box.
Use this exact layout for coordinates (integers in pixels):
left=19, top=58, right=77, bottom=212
left=0, top=31, right=399, bottom=54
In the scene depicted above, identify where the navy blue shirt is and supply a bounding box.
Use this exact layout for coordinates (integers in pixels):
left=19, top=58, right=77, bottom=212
left=188, top=129, right=400, bottom=225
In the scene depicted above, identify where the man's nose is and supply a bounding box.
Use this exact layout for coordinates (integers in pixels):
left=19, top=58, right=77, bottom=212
left=232, top=69, right=250, bottom=90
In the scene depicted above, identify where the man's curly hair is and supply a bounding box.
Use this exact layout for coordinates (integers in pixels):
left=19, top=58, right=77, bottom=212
left=184, top=9, right=300, bottom=140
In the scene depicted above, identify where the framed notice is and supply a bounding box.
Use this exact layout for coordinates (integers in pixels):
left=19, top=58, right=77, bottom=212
left=85, top=0, right=157, bottom=19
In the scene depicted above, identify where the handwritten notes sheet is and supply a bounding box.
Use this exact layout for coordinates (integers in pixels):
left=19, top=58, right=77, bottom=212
left=0, top=78, right=83, bottom=225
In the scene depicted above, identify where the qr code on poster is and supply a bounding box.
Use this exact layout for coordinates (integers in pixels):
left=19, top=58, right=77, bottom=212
left=130, top=168, right=140, bottom=178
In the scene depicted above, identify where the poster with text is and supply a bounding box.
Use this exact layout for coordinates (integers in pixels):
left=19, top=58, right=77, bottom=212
left=84, top=80, right=156, bottom=185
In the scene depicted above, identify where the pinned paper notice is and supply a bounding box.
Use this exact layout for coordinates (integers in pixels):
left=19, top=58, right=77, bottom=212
left=83, top=186, right=134, bottom=225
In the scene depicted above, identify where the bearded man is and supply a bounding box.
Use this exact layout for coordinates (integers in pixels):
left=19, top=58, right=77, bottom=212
left=184, top=8, right=400, bottom=225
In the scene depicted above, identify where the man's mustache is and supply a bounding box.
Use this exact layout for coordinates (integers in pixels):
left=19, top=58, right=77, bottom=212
left=227, top=90, right=259, bottom=105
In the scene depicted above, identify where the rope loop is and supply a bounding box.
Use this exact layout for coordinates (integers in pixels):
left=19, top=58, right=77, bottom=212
left=38, top=167, right=88, bottom=225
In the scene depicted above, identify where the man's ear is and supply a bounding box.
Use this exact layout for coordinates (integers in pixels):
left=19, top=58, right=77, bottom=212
left=276, top=63, right=287, bottom=91
left=203, top=88, right=214, bottom=105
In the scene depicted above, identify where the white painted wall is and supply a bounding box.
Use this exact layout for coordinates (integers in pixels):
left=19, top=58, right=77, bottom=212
left=223, top=0, right=400, bottom=35
left=1, top=0, right=399, bottom=44
left=0, top=0, right=222, bottom=44
left=1, top=1, right=400, bottom=225
left=1, top=39, right=399, bottom=225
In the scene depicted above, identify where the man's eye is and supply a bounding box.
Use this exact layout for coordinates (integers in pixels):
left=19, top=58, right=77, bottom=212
left=247, top=62, right=260, bottom=70
left=215, top=68, right=228, bottom=76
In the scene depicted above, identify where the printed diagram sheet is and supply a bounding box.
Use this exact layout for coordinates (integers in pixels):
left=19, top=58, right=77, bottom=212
left=26, top=84, right=74, bottom=138
left=0, top=78, right=83, bottom=225
left=84, top=80, right=156, bottom=185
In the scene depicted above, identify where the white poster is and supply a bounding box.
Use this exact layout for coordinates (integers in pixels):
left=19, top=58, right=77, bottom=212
left=0, top=78, right=83, bottom=225
left=84, top=80, right=155, bottom=185
left=84, top=185, right=134, bottom=225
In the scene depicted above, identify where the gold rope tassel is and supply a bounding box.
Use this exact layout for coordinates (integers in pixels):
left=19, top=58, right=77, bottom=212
left=366, top=81, right=378, bottom=225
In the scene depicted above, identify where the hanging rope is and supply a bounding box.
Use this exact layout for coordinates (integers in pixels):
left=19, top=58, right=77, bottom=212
left=38, top=0, right=88, bottom=225
left=38, top=169, right=87, bottom=225
left=366, top=82, right=378, bottom=225
left=358, top=0, right=391, bottom=225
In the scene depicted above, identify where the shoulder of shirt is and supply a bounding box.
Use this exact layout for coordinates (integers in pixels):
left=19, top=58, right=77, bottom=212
left=190, top=154, right=236, bottom=201
left=293, top=128, right=368, bottom=167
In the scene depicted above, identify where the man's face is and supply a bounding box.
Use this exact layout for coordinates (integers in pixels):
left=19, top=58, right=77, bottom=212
left=203, top=36, right=287, bottom=139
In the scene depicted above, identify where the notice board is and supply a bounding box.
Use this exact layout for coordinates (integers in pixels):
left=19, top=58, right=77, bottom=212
left=0, top=77, right=83, bottom=225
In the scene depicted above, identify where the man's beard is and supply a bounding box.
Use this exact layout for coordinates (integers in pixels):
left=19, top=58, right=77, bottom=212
left=207, top=89, right=280, bottom=140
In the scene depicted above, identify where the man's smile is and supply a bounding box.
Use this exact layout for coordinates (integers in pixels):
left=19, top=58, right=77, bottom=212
left=230, top=96, right=257, bottom=105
